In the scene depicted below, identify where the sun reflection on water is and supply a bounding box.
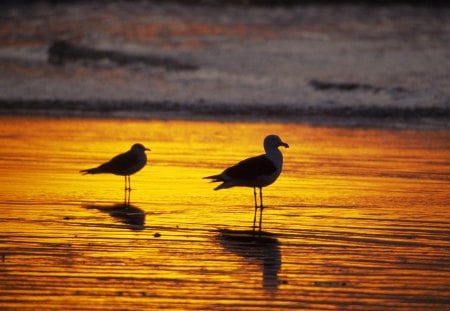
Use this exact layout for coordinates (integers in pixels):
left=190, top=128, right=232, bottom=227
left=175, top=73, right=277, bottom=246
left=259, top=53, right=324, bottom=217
left=0, top=117, right=449, bottom=310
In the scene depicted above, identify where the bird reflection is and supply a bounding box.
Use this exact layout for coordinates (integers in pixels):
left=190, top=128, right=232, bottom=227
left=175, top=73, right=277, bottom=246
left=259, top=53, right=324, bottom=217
left=84, top=203, right=145, bottom=231
left=217, top=229, right=281, bottom=291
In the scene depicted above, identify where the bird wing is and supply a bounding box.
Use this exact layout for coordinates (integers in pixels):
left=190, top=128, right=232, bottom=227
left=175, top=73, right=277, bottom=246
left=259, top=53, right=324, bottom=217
left=224, top=154, right=277, bottom=180
left=96, top=150, right=139, bottom=174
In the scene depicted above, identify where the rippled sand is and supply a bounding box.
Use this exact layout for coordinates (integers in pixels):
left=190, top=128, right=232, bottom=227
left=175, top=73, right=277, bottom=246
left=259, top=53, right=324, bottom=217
left=0, top=117, right=449, bottom=310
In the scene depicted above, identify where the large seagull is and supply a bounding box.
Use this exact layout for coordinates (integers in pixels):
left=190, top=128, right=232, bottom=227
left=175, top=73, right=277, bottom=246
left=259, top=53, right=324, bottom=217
left=204, top=134, right=289, bottom=232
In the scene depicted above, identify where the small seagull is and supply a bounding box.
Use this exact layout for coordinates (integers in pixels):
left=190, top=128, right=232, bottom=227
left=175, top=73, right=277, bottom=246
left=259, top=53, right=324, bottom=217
left=80, top=143, right=150, bottom=193
left=204, top=135, right=289, bottom=232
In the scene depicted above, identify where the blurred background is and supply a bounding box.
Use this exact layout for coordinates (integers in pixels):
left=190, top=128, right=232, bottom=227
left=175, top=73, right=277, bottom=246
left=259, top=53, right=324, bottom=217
left=0, top=0, right=449, bottom=126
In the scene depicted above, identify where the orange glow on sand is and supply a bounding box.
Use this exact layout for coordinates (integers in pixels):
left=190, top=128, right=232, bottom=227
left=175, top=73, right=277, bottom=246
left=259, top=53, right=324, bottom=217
left=0, top=117, right=449, bottom=310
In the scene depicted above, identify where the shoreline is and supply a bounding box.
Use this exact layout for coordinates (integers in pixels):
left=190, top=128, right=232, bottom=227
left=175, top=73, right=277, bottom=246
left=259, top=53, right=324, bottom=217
left=1, top=99, right=449, bottom=130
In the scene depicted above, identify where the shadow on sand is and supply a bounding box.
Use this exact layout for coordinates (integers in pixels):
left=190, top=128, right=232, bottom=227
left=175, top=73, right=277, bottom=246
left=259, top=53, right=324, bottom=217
left=217, top=229, right=281, bottom=291
left=84, top=203, right=145, bottom=231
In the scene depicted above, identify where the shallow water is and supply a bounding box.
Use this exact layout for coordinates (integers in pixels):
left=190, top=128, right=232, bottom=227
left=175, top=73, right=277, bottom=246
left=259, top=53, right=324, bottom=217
left=0, top=117, right=449, bottom=310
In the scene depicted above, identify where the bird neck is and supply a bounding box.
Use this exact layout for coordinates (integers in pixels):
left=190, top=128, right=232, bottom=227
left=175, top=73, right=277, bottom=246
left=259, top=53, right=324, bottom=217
left=266, top=147, right=283, bottom=168
left=134, top=150, right=147, bottom=162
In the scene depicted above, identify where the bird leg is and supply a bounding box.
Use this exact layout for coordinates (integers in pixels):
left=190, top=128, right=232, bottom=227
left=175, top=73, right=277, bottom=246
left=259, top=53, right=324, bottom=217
left=124, top=176, right=132, bottom=191
left=123, top=176, right=131, bottom=206
left=259, top=187, right=263, bottom=233
left=253, top=187, right=258, bottom=232
left=126, top=187, right=131, bottom=206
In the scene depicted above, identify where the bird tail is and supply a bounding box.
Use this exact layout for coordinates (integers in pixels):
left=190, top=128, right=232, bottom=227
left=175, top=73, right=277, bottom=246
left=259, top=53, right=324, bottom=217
left=203, top=174, right=223, bottom=182
left=203, top=175, right=233, bottom=190
left=213, top=182, right=233, bottom=190
left=80, top=167, right=102, bottom=175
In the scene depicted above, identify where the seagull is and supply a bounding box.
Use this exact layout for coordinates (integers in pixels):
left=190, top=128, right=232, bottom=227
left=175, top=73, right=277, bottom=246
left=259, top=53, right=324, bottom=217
left=80, top=143, right=150, bottom=194
left=204, top=135, right=289, bottom=232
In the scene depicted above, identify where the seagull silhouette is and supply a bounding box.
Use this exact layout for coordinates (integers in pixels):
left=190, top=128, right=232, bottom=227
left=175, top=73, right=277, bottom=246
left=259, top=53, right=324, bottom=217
left=80, top=143, right=150, bottom=192
left=204, top=135, right=289, bottom=232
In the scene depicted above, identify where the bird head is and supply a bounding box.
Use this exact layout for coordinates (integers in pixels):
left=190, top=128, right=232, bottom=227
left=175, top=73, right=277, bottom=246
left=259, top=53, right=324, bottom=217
left=264, top=135, right=289, bottom=151
left=131, top=143, right=151, bottom=152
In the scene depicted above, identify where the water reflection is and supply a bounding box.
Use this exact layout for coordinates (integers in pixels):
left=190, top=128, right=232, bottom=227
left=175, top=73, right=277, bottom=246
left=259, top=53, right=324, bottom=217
left=217, top=229, right=281, bottom=291
left=84, top=203, right=145, bottom=231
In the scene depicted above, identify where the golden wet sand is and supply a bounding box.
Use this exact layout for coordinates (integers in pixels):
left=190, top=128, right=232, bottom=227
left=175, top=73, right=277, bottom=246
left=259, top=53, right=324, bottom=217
left=0, top=117, right=449, bottom=310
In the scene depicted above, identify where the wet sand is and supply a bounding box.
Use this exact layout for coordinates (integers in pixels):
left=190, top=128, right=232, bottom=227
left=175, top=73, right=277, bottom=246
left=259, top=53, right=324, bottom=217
left=0, top=117, right=449, bottom=310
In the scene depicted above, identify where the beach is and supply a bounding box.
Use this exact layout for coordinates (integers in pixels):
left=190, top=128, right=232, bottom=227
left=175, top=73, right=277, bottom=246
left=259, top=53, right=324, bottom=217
left=1, top=1, right=450, bottom=310
left=0, top=117, right=449, bottom=310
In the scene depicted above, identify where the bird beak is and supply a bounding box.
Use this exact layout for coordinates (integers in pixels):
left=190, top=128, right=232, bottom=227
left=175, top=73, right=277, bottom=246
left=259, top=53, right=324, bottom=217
left=280, top=141, right=289, bottom=148
left=145, top=148, right=151, bottom=151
